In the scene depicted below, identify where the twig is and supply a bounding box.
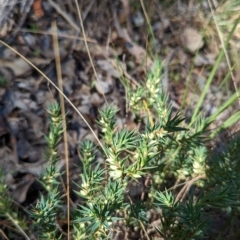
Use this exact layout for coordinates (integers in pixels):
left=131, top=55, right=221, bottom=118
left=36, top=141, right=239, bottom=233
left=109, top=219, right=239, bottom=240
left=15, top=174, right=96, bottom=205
left=175, top=175, right=205, bottom=203
left=48, top=0, right=80, bottom=32
left=19, top=28, right=96, bottom=43
left=139, top=219, right=151, bottom=240
left=74, top=0, right=108, bottom=103
left=52, top=21, right=70, bottom=240
left=111, top=4, right=153, bottom=70
left=6, top=213, right=30, bottom=240
left=82, top=0, right=96, bottom=21
left=0, top=229, right=9, bottom=240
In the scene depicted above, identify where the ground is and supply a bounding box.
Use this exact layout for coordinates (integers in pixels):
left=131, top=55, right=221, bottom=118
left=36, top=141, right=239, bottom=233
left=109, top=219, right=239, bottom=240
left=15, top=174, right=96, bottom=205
left=0, top=0, right=240, bottom=239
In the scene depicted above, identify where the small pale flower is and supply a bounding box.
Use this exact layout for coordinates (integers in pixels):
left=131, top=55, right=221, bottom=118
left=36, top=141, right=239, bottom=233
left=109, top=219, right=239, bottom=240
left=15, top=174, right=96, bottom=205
left=109, top=170, right=122, bottom=179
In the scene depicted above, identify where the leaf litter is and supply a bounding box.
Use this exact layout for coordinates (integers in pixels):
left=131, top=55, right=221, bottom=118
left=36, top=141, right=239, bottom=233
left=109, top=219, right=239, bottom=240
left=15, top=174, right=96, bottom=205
left=0, top=0, right=239, bottom=238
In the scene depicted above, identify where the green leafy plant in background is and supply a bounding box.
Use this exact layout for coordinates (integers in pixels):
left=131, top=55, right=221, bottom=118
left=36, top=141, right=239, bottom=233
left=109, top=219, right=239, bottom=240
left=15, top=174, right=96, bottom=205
left=27, top=102, right=64, bottom=239
left=1, top=57, right=240, bottom=239
left=71, top=59, right=240, bottom=239
left=1, top=2, right=240, bottom=239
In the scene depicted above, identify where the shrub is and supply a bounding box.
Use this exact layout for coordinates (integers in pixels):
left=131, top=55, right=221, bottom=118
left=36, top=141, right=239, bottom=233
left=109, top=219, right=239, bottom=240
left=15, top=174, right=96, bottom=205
left=1, top=60, right=240, bottom=240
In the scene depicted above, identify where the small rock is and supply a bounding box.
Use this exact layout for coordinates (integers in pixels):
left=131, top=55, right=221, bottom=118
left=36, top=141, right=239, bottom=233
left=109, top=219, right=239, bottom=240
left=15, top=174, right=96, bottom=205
left=181, top=27, right=204, bottom=53
left=132, top=11, right=144, bottom=27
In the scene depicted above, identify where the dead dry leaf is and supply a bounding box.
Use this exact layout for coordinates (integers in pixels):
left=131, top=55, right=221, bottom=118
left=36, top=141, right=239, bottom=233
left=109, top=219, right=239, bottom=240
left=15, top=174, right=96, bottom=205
left=95, top=74, right=113, bottom=95
left=122, top=28, right=152, bottom=68
left=97, top=59, right=125, bottom=78
left=0, top=58, right=32, bottom=77
left=90, top=92, right=104, bottom=106
left=194, top=53, right=216, bottom=66
left=17, top=139, right=31, bottom=159
left=11, top=174, right=35, bottom=203
left=22, top=111, right=44, bottom=140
